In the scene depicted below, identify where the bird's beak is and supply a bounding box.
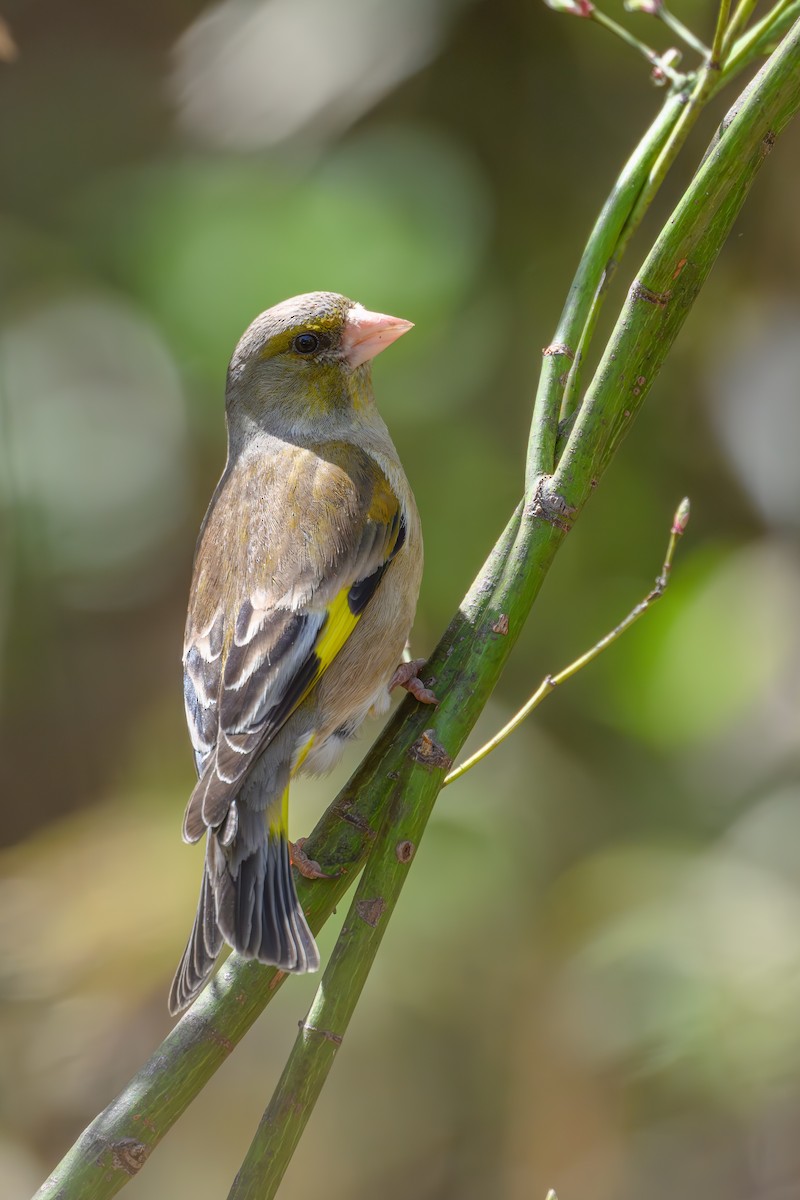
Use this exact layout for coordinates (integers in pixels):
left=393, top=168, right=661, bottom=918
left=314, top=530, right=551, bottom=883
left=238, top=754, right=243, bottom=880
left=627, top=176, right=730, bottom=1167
left=341, top=303, right=414, bottom=369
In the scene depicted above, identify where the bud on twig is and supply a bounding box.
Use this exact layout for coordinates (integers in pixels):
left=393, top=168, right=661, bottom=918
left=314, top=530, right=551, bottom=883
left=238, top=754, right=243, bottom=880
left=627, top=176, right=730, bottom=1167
left=544, top=0, right=595, bottom=15
left=651, top=45, right=683, bottom=84
left=672, top=496, right=691, bottom=535
left=624, top=0, right=662, bottom=13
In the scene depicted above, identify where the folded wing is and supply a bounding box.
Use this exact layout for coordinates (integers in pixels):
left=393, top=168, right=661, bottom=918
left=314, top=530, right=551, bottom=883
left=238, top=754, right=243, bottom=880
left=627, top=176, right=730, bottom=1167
left=181, top=440, right=406, bottom=843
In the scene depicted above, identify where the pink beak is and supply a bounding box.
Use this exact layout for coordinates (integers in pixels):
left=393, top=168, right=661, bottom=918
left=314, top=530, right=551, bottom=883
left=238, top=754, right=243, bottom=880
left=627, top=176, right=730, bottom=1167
left=341, top=303, right=414, bottom=369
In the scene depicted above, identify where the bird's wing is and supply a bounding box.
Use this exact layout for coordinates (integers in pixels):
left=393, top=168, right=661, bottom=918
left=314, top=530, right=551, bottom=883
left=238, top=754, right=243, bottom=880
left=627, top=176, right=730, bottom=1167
left=181, top=439, right=406, bottom=843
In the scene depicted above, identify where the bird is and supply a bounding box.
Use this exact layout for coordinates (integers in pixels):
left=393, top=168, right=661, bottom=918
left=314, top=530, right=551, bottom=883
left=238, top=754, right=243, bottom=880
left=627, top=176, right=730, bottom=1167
left=168, top=291, right=434, bottom=1015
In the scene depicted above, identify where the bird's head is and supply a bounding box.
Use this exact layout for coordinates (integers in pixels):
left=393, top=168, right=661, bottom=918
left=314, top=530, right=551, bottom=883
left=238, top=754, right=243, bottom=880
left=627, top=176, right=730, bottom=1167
left=224, top=291, right=413, bottom=439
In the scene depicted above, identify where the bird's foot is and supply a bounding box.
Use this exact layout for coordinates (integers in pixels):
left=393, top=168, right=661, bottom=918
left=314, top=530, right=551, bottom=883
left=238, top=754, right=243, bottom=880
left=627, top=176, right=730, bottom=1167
left=290, top=837, right=333, bottom=880
left=390, top=658, right=439, bottom=706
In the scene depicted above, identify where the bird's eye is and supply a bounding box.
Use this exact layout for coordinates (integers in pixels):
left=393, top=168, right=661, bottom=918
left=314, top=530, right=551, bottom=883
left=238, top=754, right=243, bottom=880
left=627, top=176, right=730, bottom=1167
left=293, top=332, right=320, bottom=354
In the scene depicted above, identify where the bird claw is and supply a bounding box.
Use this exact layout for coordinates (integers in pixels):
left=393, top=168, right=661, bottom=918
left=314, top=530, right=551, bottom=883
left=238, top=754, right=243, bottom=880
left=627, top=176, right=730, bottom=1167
left=290, top=837, right=333, bottom=880
left=390, top=658, right=439, bottom=706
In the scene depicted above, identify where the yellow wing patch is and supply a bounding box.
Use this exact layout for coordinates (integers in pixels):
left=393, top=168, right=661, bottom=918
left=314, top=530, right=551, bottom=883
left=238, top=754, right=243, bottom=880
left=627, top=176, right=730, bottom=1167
left=276, top=589, right=361, bottom=756
left=266, top=592, right=358, bottom=837
left=314, top=588, right=360, bottom=674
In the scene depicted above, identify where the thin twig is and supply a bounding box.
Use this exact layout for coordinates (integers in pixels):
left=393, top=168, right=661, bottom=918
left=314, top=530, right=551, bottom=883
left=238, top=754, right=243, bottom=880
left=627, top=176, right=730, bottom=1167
left=659, top=6, right=711, bottom=57
left=444, top=499, right=690, bottom=787
left=590, top=7, right=688, bottom=82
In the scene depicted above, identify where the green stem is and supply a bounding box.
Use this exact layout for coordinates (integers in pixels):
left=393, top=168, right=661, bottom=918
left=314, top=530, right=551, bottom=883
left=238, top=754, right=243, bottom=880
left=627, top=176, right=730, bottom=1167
left=558, top=275, right=603, bottom=422
left=712, top=0, right=733, bottom=62
left=611, top=67, right=716, bottom=281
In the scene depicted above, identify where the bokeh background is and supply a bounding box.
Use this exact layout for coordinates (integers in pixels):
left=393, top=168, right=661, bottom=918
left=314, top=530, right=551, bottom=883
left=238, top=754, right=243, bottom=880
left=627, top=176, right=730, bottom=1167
left=3, top=1, right=800, bottom=1197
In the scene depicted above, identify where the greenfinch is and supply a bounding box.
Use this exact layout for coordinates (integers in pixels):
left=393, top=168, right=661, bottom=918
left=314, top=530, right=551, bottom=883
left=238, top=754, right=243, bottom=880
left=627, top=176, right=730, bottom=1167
left=169, top=291, right=428, bottom=1015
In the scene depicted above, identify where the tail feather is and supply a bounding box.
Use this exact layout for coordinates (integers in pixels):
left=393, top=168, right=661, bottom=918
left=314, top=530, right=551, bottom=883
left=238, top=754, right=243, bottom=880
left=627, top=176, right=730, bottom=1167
left=220, top=832, right=320, bottom=973
left=235, top=850, right=260, bottom=957
left=277, top=835, right=320, bottom=972
left=168, top=862, right=223, bottom=1015
left=168, top=826, right=320, bottom=1016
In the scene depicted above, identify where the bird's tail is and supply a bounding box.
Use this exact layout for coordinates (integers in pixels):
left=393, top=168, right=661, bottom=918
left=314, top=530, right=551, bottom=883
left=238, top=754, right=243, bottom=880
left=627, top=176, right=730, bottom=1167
left=168, top=843, right=223, bottom=1015
left=168, top=801, right=320, bottom=1016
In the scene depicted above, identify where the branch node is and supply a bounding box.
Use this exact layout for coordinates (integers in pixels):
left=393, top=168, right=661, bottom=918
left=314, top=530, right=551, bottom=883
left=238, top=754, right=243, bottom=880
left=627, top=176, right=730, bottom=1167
left=542, top=341, right=575, bottom=359
left=630, top=279, right=672, bottom=306
left=409, top=729, right=453, bottom=771
left=300, top=1022, right=343, bottom=1046
left=355, top=897, right=386, bottom=927
left=491, top=613, right=510, bottom=636
left=333, top=803, right=376, bottom=837
left=108, top=1139, right=149, bottom=1177
left=525, top=476, right=577, bottom=532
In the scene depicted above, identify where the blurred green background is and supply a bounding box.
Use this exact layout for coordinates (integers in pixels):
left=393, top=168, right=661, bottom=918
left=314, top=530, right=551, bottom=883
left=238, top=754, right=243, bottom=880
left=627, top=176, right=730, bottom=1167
left=3, top=1, right=800, bottom=1197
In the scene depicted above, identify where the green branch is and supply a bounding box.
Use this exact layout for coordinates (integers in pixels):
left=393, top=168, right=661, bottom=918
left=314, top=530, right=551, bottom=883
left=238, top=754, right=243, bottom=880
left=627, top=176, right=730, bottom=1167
left=33, top=12, right=800, bottom=1200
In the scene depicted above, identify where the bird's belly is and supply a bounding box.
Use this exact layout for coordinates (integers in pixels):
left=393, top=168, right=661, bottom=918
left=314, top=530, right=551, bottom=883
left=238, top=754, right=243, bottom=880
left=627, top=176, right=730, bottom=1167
left=301, top=678, right=391, bottom=776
